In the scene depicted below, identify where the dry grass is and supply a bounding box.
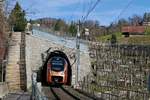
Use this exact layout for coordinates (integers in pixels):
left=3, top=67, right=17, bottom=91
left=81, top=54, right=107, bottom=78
left=119, top=35, right=150, bottom=45
left=97, top=32, right=150, bottom=45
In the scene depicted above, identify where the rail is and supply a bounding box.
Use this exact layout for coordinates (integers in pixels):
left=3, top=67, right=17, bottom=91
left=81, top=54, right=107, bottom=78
left=31, top=72, right=48, bottom=100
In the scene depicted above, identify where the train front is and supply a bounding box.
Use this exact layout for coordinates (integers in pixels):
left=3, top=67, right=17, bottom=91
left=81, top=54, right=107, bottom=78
left=47, top=56, right=68, bottom=85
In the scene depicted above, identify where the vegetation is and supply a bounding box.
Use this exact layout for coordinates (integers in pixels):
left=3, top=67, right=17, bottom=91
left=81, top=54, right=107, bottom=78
left=68, top=21, right=77, bottom=36
left=96, top=33, right=150, bottom=44
left=143, top=13, right=150, bottom=22
left=110, top=34, right=117, bottom=44
left=96, top=32, right=122, bottom=42
left=0, top=9, right=5, bottom=34
left=145, top=26, right=150, bottom=35
left=54, top=19, right=61, bottom=31
left=9, top=2, right=27, bottom=32
left=33, top=10, right=150, bottom=44
left=0, top=4, right=7, bottom=82
left=123, top=36, right=150, bottom=44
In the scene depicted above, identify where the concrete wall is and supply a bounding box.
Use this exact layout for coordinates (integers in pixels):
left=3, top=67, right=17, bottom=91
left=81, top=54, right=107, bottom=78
left=0, top=82, right=9, bottom=98
left=26, top=34, right=91, bottom=89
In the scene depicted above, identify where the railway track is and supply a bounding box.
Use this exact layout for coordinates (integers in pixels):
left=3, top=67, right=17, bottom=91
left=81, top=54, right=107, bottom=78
left=42, top=86, right=94, bottom=100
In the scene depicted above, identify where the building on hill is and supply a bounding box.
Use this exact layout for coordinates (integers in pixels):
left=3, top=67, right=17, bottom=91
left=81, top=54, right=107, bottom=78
left=143, top=22, right=150, bottom=26
left=122, top=21, right=150, bottom=37
left=122, top=26, right=145, bottom=37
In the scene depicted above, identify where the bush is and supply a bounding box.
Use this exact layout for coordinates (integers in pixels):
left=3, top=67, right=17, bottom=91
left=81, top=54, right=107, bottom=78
left=111, top=34, right=117, bottom=44
left=145, top=26, right=150, bottom=35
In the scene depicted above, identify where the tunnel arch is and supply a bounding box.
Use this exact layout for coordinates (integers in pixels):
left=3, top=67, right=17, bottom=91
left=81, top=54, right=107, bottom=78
left=41, top=50, right=72, bottom=85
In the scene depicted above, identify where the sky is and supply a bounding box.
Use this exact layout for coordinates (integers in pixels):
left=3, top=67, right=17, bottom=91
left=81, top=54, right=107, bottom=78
left=15, top=0, right=150, bottom=26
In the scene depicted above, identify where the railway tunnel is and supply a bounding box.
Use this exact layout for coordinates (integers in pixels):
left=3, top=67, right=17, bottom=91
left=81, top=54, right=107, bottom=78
left=26, top=30, right=91, bottom=89
left=37, top=50, right=72, bottom=85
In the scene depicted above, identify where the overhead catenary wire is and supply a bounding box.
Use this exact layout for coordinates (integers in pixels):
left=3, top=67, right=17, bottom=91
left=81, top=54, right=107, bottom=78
left=114, top=0, right=135, bottom=23
left=81, top=0, right=86, bottom=21
left=81, top=0, right=94, bottom=20
left=75, top=0, right=102, bottom=84
left=82, top=0, right=101, bottom=22
left=68, top=0, right=83, bottom=23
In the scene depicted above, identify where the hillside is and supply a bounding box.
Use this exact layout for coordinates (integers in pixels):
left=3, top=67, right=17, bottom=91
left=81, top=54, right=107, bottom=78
left=96, top=33, right=150, bottom=44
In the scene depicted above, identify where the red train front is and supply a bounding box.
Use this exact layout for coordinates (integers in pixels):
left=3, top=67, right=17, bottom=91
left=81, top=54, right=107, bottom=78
left=47, top=56, right=68, bottom=85
left=41, top=50, right=72, bottom=86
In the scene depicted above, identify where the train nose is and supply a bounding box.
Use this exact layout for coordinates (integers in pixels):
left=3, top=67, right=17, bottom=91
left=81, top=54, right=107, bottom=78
left=52, top=76, right=63, bottom=83
left=54, top=78, right=58, bottom=82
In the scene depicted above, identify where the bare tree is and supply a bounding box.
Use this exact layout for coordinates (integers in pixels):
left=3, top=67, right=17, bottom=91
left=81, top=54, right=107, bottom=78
left=128, top=15, right=143, bottom=26
left=0, top=9, right=5, bottom=34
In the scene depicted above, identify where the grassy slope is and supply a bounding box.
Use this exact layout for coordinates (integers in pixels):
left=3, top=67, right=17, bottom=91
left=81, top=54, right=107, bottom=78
left=120, top=35, right=150, bottom=44
left=96, top=32, right=122, bottom=42
left=96, top=32, right=150, bottom=44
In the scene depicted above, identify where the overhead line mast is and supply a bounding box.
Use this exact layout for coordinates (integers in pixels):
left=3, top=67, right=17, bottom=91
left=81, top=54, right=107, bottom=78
left=75, top=0, right=101, bottom=87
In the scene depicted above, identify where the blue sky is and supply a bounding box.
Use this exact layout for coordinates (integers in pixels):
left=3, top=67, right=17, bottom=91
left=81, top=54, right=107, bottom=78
left=16, top=0, right=150, bottom=25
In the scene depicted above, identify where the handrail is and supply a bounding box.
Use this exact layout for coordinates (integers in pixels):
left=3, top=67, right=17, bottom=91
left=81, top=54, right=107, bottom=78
left=31, top=72, right=48, bottom=100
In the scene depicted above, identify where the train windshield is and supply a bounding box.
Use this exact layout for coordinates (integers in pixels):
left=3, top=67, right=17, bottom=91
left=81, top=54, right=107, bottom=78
left=51, top=57, right=65, bottom=71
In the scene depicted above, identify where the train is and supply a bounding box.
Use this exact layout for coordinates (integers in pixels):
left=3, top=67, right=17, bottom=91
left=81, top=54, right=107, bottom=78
left=41, top=50, right=72, bottom=85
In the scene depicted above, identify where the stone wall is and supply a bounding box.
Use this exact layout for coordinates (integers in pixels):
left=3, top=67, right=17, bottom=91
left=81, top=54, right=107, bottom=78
left=80, top=43, right=150, bottom=100
left=26, top=34, right=90, bottom=89
left=6, top=32, right=25, bottom=91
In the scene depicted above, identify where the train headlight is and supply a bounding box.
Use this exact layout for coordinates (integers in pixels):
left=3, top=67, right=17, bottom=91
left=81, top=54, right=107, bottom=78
left=60, top=72, right=64, bottom=75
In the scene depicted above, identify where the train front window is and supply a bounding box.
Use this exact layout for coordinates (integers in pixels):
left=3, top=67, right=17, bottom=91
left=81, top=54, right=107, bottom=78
left=51, top=57, right=65, bottom=71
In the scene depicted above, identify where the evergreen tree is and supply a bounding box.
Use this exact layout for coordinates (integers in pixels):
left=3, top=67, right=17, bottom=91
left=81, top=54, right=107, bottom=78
left=54, top=19, right=61, bottom=31
left=111, top=34, right=117, bottom=44
left=143, top=13, right=148, bottom=22
left=117, top=19, right=129, bottom=31
left=9, top=2, right=27, bottom=32
left=68, top=22, right=77, bottom=36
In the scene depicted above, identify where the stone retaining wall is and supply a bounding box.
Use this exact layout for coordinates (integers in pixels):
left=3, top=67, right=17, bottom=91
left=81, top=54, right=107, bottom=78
left=80, top=43, right=150, bottom=100
left=6, top=32, right=22, bottom=91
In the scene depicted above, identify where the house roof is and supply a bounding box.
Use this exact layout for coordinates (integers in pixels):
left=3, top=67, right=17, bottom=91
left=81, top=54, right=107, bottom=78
left=122, top=26, right=146, bottom=35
